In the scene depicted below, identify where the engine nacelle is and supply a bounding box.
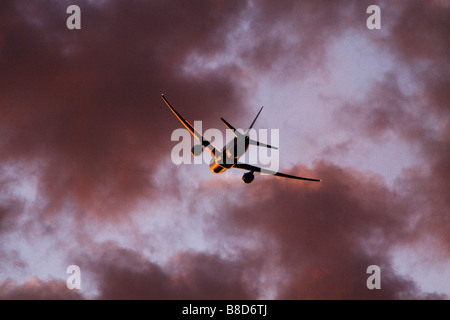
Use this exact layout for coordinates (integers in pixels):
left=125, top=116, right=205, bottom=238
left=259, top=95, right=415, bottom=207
left=191, top=144, right=203, bottom=157
left=242, top=171, right=254, bottom=184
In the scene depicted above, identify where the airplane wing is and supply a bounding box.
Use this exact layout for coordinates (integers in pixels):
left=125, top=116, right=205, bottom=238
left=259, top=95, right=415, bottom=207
left=162, top=94, right=221, bottom=157
left=233, top=162, right=322, bottom=182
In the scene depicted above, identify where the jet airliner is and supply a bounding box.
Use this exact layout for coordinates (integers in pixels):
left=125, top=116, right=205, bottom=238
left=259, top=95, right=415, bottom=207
left=162, top=94, right=321, bottom=184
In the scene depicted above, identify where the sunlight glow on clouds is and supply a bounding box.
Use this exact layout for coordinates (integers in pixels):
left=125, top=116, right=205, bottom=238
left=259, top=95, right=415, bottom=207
left=0, top=0, right=448, bottom=300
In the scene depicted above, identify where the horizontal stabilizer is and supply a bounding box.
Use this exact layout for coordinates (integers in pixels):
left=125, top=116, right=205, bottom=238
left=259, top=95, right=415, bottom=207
left=248, top=139, right=278, bottom=150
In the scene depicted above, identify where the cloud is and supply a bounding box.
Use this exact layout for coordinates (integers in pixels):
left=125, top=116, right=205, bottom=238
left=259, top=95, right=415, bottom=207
left=0, top=171, right=24, bottom=233
left=76, top=244, right=257, bottom=300
left=230, top=0, right=373, bottom=76
left=0, top=0, right=393, bottom=219
left=0, top=0, right=448, bottom=300
left=206, top=161, right=447, bottom=299
left=331, top=1, right=449, bottom=255
left=0, top=278, right=83, bottom=300
left=66, top=158, right=448, bottom=300
left=388, top=0, right=450, bottom=64
left=0, top=0, right=251, bottom=220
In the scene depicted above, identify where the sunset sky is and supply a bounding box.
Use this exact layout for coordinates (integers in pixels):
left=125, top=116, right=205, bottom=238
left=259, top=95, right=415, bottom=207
left=0, top=0, right=449, bottom=299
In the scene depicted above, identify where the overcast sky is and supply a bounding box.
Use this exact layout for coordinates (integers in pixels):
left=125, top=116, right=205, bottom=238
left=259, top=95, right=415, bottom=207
left=0, top=0, right=449, bottom=299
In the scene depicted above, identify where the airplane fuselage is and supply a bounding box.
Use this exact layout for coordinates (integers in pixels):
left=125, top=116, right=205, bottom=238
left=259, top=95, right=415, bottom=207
left=209, top=136, right=250, bottom=174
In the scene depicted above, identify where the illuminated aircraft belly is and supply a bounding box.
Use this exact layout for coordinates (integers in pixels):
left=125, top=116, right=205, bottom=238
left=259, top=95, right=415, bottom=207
left=209, top=157, right=234, bottom=174
left=209, top=161, right=227, bottom=174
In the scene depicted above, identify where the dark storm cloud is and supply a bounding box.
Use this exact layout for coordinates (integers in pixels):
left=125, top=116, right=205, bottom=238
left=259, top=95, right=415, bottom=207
left=0, top=172, right=23, bottom=233
left=1, top=0, right=448, bottom=300
left=387, top=0, right=450, bottom=253
left=79, top=244, right=257, bottom=300
left=334, top=0, right=450, bottom=253
left=0, top=278, right=83, bottom=300
left=237, top=0, right=373, bottom=76
left=0, top=0, right=386, bottom=219
left=0, top=243, right=258, bottom=299
left=205, top=161, right=446, bottom=299
left=0, top=0, right=248, bottom=218
left=388, top=0, right=450, bottom=64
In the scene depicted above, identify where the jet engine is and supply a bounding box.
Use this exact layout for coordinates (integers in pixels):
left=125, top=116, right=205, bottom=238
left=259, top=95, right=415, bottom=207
left=242, top=171, right=254, bottom=184
left=191, top=144, right=203, bottom=157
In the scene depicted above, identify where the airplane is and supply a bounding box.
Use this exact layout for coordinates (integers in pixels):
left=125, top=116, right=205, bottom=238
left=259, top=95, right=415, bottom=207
left=162, top=94, right=322, bottom=184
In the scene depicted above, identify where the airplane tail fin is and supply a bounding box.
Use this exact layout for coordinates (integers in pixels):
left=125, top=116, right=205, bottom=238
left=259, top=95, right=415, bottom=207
left=248, top=106, right=264, bottom=131
left=221, top=106, right=278, bottom=149
left=222, top=106, right=263, bottom=136
left=246, top=106, right=278, bottom=149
